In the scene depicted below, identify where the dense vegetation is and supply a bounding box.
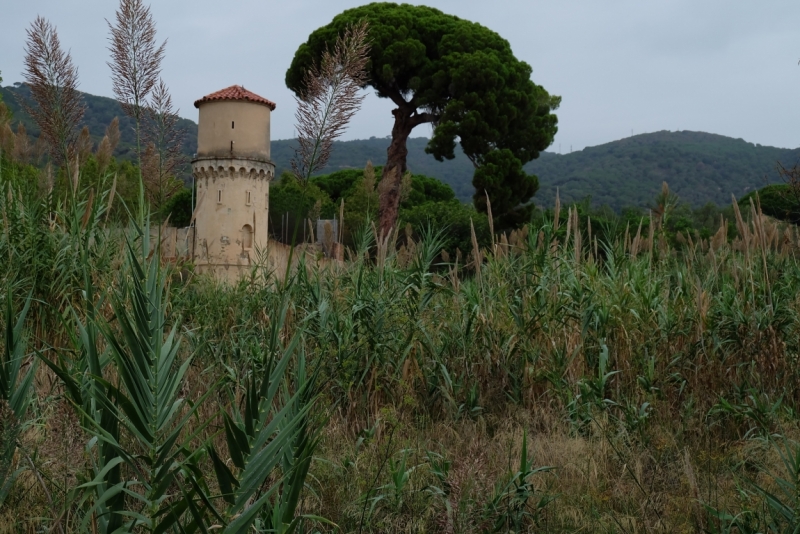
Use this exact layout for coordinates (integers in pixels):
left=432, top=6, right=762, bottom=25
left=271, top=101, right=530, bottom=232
left=268, top=165, right=490, bottom=255
left=286, top=2, right=559, bottom=231
left=530, top=131, right=800, bottom=210
left=3, top=150, right=800, bottom=531
left=276, top=132, right=799, bottom=211
left=5, top=84, right=798, bottom=213
left=0, top=83, right=198, bottom=164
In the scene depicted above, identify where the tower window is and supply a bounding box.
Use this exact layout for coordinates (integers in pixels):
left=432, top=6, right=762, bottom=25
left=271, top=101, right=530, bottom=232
left=217, top=190, right=222, bottom=203
left=230, top=140, right=233, bottom=152
left=242, top=224, right=253, bottom=249
left=245, top=191, right=251, bottom=205
left=231, top=121, right=235, bottom=129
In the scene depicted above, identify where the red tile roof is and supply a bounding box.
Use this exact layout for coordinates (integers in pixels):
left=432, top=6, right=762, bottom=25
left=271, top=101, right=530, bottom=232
left=194, top=85, right=276, bottom=110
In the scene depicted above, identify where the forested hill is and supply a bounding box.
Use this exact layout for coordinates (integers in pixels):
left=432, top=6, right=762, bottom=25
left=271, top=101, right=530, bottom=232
left=4, top=84, right=798, bottom=210
left=279, top=133, right=799, bottom=210
left=0, top=83, right=198, bottom=161
left=529, top=132, right=800, bottom=210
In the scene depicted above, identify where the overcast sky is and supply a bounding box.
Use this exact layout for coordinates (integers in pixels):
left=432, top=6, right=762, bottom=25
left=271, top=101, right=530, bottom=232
left=2, top=0, right=799, bottom=151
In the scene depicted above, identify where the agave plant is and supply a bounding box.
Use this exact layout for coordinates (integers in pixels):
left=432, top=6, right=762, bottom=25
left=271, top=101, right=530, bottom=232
left=41, top=228, right=325, bottom=532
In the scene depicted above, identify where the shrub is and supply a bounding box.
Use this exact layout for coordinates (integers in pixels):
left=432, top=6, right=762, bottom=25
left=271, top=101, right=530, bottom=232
left=740, top=184, right=800, bottom=224
left=161, top=187, right=192, bottom=227
left=400, top=199, right=490, bottom=256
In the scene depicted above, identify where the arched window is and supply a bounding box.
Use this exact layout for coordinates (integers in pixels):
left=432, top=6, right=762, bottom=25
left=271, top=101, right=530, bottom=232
left=242, top=224, right=253, bottom=249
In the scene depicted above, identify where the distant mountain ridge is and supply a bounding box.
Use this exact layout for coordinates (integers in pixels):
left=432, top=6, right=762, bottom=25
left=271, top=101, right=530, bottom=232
left=3, top=84, right=797, bottom=210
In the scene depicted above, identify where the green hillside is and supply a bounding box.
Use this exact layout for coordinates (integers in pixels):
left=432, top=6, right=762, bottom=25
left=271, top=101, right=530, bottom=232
left=528, top=131, right=800, bottom=210
left=275, top=133, right=799, bottom=210
left=0, top=83, right=198, bottom=161
left=4, top=84, right=798, bottom=210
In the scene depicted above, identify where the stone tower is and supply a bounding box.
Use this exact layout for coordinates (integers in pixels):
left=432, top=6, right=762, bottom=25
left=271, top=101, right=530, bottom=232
left=191, top=85, right=276, bottom=280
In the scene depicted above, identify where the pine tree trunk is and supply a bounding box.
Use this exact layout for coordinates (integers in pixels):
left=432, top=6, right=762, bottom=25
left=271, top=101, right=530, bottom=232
left=378, top=108, right=414, bottom=236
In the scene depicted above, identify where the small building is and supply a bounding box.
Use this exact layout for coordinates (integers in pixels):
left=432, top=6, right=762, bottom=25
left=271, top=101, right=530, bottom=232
left=191, top=85, right=276, bottom=280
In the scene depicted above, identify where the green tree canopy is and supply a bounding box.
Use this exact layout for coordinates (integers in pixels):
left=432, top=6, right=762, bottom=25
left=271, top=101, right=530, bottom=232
left=311, top=166, right=455, bottom=209
left=287, top=2, right=559, bottom=232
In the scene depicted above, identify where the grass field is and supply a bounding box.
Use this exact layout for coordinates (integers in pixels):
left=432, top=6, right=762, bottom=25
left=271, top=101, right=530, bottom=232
left=2, top=161, right=800, bottom=532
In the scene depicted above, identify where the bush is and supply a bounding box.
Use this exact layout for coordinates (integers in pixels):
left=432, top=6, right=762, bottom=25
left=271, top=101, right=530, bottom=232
left=269, top=172, right=337, bottom=242
left=740, top=184, right=800, bottom=224
left=162, top=187, right=193, bottom=227
left=400, top=199, right=490, bottom=256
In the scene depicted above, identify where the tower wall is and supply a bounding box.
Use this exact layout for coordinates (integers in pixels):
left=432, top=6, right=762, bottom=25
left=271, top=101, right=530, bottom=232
left=197, top=100, right=271, bottom=160
left=192, top=97, right=274, bottom=281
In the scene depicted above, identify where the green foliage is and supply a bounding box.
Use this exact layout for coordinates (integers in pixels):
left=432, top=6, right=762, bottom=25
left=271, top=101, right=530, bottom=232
left=269, top=172, right=337, bottom=241
left=0, top=293, right=36, bottom=506
left=740, top=184, right=800, bottom=224
left=403, top=172, right=455, bottom=208
left=287, top=2, right=558, bottom=164
left=286, top=2, right=559, bottom=226
left=705, top=436, right=800, bottom=533
left=4, top=148, right=800, bottom=531
left=310, top=168, right=363, bottom=204
left=310, top=165, right=455, bottom=209
left=271, top=131, right=799, bottom=212
left=161, top=187, right=192, bottom=227
left=273, top=165, right=461, bottom=247
left=0, top=153, right=40, bottom=196
left=530, top=131, right=797, bottom=210
left=41, top=230, right=323, bottom=532
left=473, top=148, right=539, bottom=229
left=400, top=200, right=491, bottom=256
left=480, top=431, right=554, bottom=532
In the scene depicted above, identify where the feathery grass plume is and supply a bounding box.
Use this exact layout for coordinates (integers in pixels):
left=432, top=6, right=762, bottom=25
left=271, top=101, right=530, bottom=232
left=0, top=106, right=12, bottom=158
left=398, top=170, right=412, bottom=203
left=105, top=173, right=118, bottom=221
left=12, top=123, right=31, bottom=165
left=37, top=162, right=54, bottom=196
left=141, top=79, right=185, bottom=212
left=363, top=160, right=375, bottom=192
left=95, top=136, right=112, bottom=174
left=0, top=103, right=10, bottom=126
left=108, top=0, right=166, bottom=222
left=31, top=135, right=47, bottom=166
left=21, top=16, right=85, bottom=168
left=75, top=125, right=93, bottom=166
left=553, top=188, right=561, bottom=233
left=105, top=116, right=121, bottom=152
left=572, top=206, right=581, bottom=265
left=291, top=19, right=370, bottom=183
left=95, top=117, right=120, bottom=174
left=0, top=124, right=13, bottom=159
left=107, top=0, right=165, bottom=133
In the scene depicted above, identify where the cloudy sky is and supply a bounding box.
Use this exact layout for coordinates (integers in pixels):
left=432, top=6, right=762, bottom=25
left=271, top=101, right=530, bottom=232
left=2, top=0, right=799, bottom=151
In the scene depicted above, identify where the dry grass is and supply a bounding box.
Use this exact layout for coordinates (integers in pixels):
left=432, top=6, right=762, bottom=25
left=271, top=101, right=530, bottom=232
left=2, top=166, right=800, bottom=530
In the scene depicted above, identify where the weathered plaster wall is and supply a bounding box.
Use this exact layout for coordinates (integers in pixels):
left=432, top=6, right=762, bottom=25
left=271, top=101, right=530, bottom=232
left=192, top=160, right=273, bottom=277
left=196, top=100, right=271, bottom=160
